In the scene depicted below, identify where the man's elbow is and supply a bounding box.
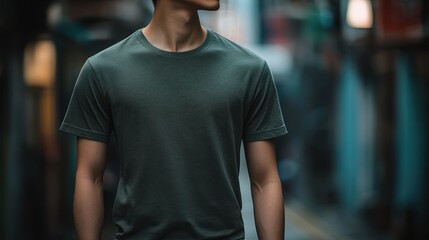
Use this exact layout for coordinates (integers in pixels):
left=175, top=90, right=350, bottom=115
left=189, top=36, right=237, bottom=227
left=75, top=165, right=105, bottom=185
left=251, top=178, right=282, bottom=194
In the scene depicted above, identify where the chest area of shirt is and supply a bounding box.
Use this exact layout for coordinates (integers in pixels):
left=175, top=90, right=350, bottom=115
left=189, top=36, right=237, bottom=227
left=108, top=67, right=247, bottom=118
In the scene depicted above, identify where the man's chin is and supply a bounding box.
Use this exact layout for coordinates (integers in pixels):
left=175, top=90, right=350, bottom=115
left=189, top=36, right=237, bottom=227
left=202, top=3, right=220, bottom=11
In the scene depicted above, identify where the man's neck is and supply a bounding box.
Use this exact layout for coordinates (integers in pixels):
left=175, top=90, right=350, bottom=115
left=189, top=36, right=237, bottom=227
left=143, top=2, right=207, bottom=52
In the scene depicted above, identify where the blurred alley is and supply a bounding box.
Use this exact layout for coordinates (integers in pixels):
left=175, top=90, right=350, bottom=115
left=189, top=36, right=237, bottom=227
left=1, top=0, right=429, bottom=239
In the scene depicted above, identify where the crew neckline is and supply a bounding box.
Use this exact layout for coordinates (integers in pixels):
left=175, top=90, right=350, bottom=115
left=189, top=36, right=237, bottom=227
left=135, top=27, right=214, bottom=58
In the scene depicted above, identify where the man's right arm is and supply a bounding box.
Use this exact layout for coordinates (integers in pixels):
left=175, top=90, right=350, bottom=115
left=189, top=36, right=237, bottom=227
left=74, top=137, right=108, bottom=240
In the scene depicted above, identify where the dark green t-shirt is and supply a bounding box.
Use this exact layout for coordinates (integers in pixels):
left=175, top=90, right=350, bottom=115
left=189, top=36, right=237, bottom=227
left=59, top=27, right=288, bottom=240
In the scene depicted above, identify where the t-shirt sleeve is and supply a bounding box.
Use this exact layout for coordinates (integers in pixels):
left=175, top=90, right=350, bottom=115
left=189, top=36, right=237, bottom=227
left=242, top=61, right=288, bottom=142
left=59, top=59, right=112, bottom=143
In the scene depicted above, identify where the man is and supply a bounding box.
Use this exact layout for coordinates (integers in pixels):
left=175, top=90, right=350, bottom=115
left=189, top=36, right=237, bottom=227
left=59, top=0, right=288, bottom=239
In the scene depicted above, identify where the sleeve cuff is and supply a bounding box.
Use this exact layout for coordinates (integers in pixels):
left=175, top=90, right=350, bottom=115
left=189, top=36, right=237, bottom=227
left=242, top=125, right=288, bottom=142
left=59, top=122, right=110, bottom=143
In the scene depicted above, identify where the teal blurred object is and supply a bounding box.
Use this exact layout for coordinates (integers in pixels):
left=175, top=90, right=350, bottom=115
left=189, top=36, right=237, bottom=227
left=394, top=53, right=427, bottom=212
left=336, top=55, right=360, bottom=213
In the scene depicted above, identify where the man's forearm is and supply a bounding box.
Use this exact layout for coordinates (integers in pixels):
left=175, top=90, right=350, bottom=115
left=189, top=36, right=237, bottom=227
left=74, top=173, right=104, bottom=240
left=251, top=180, right=285, bottom=240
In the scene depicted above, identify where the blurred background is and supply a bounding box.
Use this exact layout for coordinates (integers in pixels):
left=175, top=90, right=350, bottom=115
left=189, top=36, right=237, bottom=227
left=1, top=0, right=428, bottom=239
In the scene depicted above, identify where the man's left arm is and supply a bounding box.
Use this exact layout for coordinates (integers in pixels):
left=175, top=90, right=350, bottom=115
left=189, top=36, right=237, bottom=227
left=243, top=139, right=285, bottom=240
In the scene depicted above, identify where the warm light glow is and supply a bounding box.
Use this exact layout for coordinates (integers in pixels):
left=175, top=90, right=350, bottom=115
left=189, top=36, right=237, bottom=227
left=346, top=0, right=373, bottom=28
left=24, top=39, right=56, bottom=87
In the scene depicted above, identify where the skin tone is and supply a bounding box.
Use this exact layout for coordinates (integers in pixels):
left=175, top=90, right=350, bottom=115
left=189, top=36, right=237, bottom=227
left=244, top=139, right=285, bottom=240
left=74, top=137, right=107, bottom=240
left=73, top=1, right=285, bottom=239
left=142, top=0, right=220, bottom=52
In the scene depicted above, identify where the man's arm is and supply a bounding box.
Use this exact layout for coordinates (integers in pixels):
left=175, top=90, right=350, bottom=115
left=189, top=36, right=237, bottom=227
left=243, top=139, right=285, bottom=240
left=74, top=137, right=108, bottom=240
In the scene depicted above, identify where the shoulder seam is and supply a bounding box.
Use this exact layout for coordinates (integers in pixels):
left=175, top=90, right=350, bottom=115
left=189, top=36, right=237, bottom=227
left=86, top=59, right=111, bottom=108
left=251, top=60, right=269, bottom=101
